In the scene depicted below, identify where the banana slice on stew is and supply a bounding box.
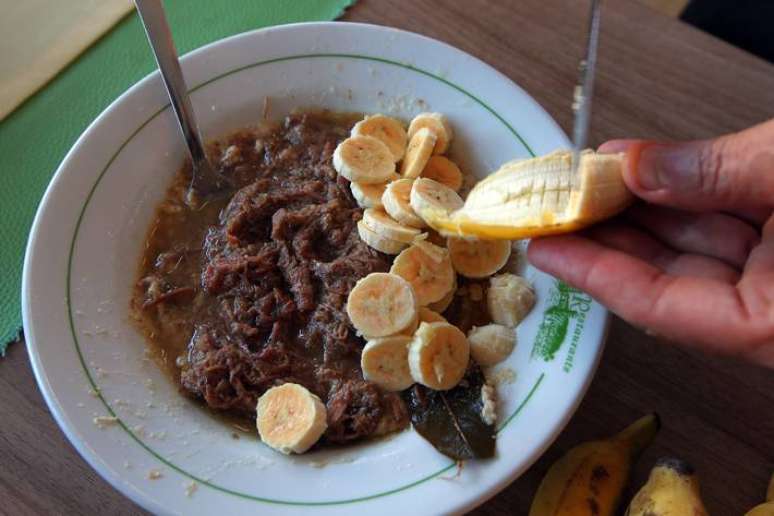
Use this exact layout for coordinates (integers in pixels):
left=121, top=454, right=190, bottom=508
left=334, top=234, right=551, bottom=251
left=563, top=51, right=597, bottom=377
left=255, top=383, right=327, bottom=454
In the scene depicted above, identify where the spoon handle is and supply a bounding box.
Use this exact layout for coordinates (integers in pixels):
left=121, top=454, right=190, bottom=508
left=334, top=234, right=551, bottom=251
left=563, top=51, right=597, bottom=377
left=134, top=0, right=209, bottom=167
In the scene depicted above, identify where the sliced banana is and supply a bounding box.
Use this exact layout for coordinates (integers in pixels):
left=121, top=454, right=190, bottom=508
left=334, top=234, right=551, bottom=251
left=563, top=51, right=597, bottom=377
left=410, top=178, right=464, bottom=226
left=412, top=236, right=448, bottom=264
left=418, top=307, right=447, bottom=324
left=487, top=273, right=536, bottom=327
left=407, top=112, right=453, bottom=155
left=400, top=128, right=436, bottom=179
left=361, top=335, right=414, bottom=391
left=390, top=242, right=455, bottom=306
left=447, top=237, right=511, bottom=278
left=422, top=156, right=463, bottom=191
left=408, top=322, right=470, bottom=390
left=468, top=324, right=516, bottom=366
left=362, top=309, right=417, bottom=341
left=346, top=272, right=418, bottom=337
left=423, top=150, right=632, bottom=239
left=255, top=383, right=327, bottom=454
left=350, top=173, right=398, bottom=208
left=382, top=179, right=426, bottom=228
left=401, top=311, right=420, bottom=336
left=480, top=383, right=497, bottom=426
left=333, top=135, right=396, bottom=184
left=427, top=275, right=456, bottom=313
left=362, top=208, right=422, bottom=243
left=357, top=219, right=407, bottom=255
left=352, top=114, right=408, bottom=162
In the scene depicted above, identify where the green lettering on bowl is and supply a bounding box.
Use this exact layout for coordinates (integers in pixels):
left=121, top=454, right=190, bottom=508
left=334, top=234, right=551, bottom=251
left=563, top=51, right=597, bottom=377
left=531, top=280, right=582, bottom=362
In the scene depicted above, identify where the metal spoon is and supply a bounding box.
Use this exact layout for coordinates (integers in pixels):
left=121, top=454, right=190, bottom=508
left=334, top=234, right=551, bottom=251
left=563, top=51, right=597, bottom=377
left=134, top=0, right=224, bottom=206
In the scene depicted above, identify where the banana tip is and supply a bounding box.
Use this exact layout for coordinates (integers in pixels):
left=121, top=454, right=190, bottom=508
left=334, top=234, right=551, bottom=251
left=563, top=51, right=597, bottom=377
left=655, top=457, right=695, bottom=476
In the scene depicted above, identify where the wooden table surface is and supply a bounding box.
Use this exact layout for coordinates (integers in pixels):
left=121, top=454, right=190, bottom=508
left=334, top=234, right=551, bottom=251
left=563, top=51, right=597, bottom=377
left=3, top=0, right=774, bottom=514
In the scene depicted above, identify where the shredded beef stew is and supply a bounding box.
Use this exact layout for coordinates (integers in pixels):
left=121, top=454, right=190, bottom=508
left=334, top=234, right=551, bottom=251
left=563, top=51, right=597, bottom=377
left=132, top=112, right=409, bottom=444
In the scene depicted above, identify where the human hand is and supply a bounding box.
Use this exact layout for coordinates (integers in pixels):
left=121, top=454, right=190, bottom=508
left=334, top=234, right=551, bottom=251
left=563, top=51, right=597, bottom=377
left=527, top=119, right=774, bottom=368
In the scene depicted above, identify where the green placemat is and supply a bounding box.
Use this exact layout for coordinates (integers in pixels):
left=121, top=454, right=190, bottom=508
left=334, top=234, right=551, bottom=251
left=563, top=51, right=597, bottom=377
left=0, top=0, right=354, bottom=354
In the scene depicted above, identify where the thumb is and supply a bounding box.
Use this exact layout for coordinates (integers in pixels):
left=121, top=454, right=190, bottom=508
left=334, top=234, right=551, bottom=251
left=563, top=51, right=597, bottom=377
left=598, top=119, right=774, bottom=212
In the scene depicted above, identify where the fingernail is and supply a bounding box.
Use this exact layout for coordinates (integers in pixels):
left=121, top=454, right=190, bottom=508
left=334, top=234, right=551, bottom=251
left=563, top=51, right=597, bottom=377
left=632, top=143, right=695, bottom=191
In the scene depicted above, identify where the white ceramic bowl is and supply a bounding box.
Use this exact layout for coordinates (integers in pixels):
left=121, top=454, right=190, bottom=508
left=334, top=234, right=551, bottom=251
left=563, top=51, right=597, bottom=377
left=23, top=22, right=607, bottom=515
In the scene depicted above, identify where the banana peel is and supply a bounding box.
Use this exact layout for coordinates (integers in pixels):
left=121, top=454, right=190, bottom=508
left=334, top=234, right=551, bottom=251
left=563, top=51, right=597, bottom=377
left=625, top=457, right=709, bottom=516
left=418, top=150, right=633, bottom=240
left=529, top=413, right=660, bottom=516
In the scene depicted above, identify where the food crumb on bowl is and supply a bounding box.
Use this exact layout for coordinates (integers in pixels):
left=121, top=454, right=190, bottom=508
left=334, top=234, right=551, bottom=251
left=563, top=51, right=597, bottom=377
left=480, top=383, right=497, bottom=426
left=485, top=367, right=517, bottom=386
left=220, top=145, right=241, bottom=166
left=183, top=481, right=197, bottom=497
left=232, top=423, right=251, bottom=433
left=439, top=460, right=465, bottom=480
left=147, top=469, right=162, bottom=480
left=262, top=96, right=270, bottom=119
left=93, top=416, right=118, bottom=428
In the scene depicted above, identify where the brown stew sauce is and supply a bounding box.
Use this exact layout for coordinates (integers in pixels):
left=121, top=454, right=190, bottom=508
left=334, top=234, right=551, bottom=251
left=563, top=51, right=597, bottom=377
left=132, top=111, right=489, bottom=447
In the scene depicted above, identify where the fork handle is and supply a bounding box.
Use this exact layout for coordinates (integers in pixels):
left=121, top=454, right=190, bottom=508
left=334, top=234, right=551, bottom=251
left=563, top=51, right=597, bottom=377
left=134, top=0, right=209, bottom=167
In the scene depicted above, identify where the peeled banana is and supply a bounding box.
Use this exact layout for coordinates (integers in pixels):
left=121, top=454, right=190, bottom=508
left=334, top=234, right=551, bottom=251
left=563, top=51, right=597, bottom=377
left=447, top=236, right=511, bottom=278
left=401, top=127, right=436, bottom=178
left=362, top=208, right=422, bottom=243
left=417, top=150, right=632, bottom=240
left=422, top=155, right=463, bottom=191
left=468, top=324, right=516, bottom=366
left=625, top=458, right=709, bottom=516
left=410, top=178, right=464, bottom=219
left=408, top=321, right=470, bottom=390
left=390, top=242, right=455, bottom=306
left=418, top=307, right=447, bottom=324
left=361, top=335, right=414, bottom=391
left=407, top=112, right=453, bottom=155
left=427, top=275, right=456, bottom=313
left=529, top=413, right=660, bottom=516
left=383, top=178, right=426, bottom=228
left=487, top=273, right=536, bottom=327
left=255, top=383, right=328, bottom=454
left=745, top=473, right=774, bottom=516
left=333, top=135, right=396, bottom=183
left=350, top=173, right=398, bottom=209
left=351, top=114, right=407, bottom=162
left=346, top=272, right=418, bottom=337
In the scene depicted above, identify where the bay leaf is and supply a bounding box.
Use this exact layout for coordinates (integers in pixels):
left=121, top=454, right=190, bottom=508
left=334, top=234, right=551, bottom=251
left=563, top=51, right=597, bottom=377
left=403, top=364, right=495, bottom=460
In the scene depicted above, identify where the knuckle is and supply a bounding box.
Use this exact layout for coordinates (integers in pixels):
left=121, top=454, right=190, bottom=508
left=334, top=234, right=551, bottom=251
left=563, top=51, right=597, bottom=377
left=696, top=138, right=728, bottom=199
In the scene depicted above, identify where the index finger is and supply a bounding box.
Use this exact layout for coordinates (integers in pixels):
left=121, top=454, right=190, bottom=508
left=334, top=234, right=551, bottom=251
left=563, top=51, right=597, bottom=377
left=527, top=235, right=762, bottom=357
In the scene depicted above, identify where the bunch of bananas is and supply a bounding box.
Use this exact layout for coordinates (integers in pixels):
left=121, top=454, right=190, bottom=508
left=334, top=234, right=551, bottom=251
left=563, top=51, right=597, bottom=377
left=530, top=413, right=773, bottom=515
